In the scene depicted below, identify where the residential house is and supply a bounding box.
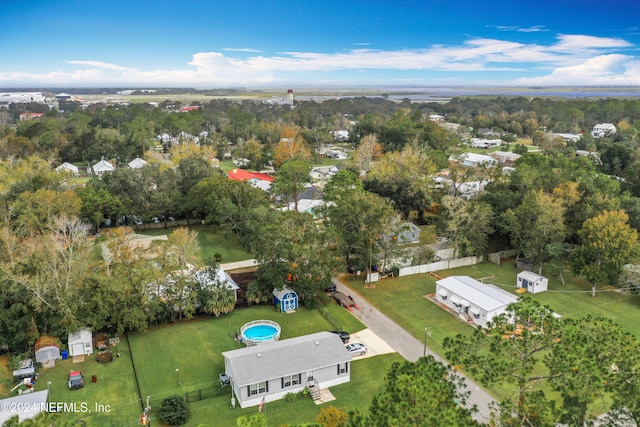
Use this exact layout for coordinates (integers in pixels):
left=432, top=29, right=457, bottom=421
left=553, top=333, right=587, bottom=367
left=19, top=112, right=45, bottom=121
left=325, top=149, right=347, bottom=160
left=193, top=268, right=240, bottom=302
left=248, top=177, right=272, bottom=192
left=591, top=123, right=617, bottom=138
left=553, top=133, right=581, bottom=143
left=309, top=166, right=339, bottom=185
left=332, top=130, right=349, bottom=141
left=55, top=162, right=79, bottom=177
left=157, top=133, right=179, bottom=145
left=228, top=169, right=274, bottom=193
left=279, top=198, right=328, bottom=215
left=435, top=276, right=518, bottom=328
left=233, top=157, right=250, bottom=167
left=450, top=180, right=488, bottom=199
left=469, top=138, right=502, bottom=149
left=458, top=152, right=497, bottom=168
left=179, top=106, right=200, bottom=112
left=491, top=151, right=521, bottom=166
left=128, top=157, right=148, bottom=169
left=0, top=391, right=49, bottom=424
left=222, top=332, right=351, bottom=408
left=429, top=114, right=445, bottom=124
left=92, top=159, right=115, bottom=175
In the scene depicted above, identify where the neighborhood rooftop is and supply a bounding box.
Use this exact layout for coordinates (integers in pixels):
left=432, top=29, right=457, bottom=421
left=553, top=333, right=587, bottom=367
left=437, top=276, right=517, bottom=312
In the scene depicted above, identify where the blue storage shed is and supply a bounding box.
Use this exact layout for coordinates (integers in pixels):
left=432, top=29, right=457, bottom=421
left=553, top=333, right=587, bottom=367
left=273, top=286, right=298, bottom=312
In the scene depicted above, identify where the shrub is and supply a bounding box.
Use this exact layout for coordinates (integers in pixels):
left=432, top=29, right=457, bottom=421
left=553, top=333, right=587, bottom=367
left=157, top=394, right=190, bottom=426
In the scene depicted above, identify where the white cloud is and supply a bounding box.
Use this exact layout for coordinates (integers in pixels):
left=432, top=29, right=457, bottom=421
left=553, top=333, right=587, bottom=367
left=554, top=34, right=632, bottom=50
left=67, top=61, right=137, bottom=71
left=514, top=54, right=640, bottom=85
left=493, top=25, right=548, bottom=33
left=222, top=48, right=262, bottom=52
left=0, top=34, right=635, bottom=86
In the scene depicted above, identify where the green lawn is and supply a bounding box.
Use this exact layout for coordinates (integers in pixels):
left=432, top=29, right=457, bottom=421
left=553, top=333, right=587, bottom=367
left=185, top=353, right=403, bottom=427
left=33, top=342, right=140, bottom=427
left=340, top=260, right=640, bottom=411
left=138, top=224, right=253, bottom=264
left=128, top=304, right=368, bottom=425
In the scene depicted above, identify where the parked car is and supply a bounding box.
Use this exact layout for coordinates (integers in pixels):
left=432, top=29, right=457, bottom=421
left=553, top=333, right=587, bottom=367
left=325, top=284, right=336, bottom=293
left=68, top=371, right=84, bottom=390
left=346, top=343, right=367, bottom=356
left=331, top=331, right=350, bottom=343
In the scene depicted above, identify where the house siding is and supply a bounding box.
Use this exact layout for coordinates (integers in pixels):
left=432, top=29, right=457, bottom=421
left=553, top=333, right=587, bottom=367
left=223, top=332, right=351, bottom=408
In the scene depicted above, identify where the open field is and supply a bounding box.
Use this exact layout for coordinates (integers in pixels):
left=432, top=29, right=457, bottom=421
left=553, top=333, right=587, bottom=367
left=136, top=224, right=253, bottom=264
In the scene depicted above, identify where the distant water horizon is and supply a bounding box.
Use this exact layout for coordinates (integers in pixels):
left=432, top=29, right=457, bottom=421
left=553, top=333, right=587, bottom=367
left=289, top=85, right=640, bottom=102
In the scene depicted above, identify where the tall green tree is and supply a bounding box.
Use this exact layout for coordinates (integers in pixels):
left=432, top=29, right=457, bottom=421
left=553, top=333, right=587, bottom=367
left=501, top=189, right=566, bottom=274
left=196, top=260, right=236, bottom=317
left=571, top=209, right=640, bottom=297
left=156, top=227, right=201, bottom=321
left=327, top=190, right=398, bottom=273
left=547, top=316, right=640, bottom=426
left=252, top=210, right=343, bottom=302
left=441, top=196, right=494, bottom=258
left=444, top=298, right=561, bottom=426
left=349, top=356, right=480, bottom=427
left=271, top=160, right=312, bottom=212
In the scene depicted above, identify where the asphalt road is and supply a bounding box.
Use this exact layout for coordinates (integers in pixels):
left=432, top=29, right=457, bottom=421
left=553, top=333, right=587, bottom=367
left=332, top=277, right=495, bottom=424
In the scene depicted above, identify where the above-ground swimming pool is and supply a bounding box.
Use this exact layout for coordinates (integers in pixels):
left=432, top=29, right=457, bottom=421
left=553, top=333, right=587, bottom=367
left=240, top=320, right=281, bottom=346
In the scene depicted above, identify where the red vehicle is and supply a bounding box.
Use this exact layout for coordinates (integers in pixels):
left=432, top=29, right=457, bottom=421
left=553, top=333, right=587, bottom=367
left=68, top=371, right=84, bottom=390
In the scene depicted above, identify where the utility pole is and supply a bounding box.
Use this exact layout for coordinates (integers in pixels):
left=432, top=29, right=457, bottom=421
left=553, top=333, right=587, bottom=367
left=423, top=327, right=431, bottom=357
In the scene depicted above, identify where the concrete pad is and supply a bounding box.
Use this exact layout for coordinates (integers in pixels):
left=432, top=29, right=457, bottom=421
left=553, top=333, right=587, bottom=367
left=314, top=389, right=336, bottom=405
left=348, top=329, right=396, bottom=359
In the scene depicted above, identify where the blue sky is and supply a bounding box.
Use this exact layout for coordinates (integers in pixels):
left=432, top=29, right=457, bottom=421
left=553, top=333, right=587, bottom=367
left=2, top=0, right=639, bottom=88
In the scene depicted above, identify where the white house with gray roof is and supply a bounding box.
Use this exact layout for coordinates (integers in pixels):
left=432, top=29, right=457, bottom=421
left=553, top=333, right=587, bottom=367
left=222, top=332, right=351, bottom=408
left=435, top=276, right=518, bottom=328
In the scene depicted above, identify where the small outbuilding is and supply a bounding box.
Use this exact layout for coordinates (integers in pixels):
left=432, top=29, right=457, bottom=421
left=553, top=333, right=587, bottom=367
left=273, top=286, right=298, bottom=312
left=55, top=162, right=79, bottom=176
left=34, top=336, right=61, bottom=365
left=68, top=328, right=93, bottom=357
left=516, top=271, right=548, bottom=294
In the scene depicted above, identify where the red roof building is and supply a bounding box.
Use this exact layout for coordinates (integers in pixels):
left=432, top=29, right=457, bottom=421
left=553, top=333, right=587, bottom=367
left=179, top=106, right=200, bottom=112
left=227, top=169, right=274, bottom=182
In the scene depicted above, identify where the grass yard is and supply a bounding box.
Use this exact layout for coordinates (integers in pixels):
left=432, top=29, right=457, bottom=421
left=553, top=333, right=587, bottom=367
left=137, top=224, right=253, bottom=264
left=32, top=342, right=140, bottom=427
left=340, top=260, right=640, bottom=413
left=184, top=354, right=403, bottom=427
left=129, top=303, right=368, bottom=425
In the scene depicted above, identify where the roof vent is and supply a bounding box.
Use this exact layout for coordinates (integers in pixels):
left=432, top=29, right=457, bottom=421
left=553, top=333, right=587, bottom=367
left=257, top=353, right=261, bottom=358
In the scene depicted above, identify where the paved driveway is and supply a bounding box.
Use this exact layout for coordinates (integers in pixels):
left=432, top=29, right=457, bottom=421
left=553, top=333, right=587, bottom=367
left=348, top=328, right=395, bottom=359
left=332, top=277, right=494, bottom=424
